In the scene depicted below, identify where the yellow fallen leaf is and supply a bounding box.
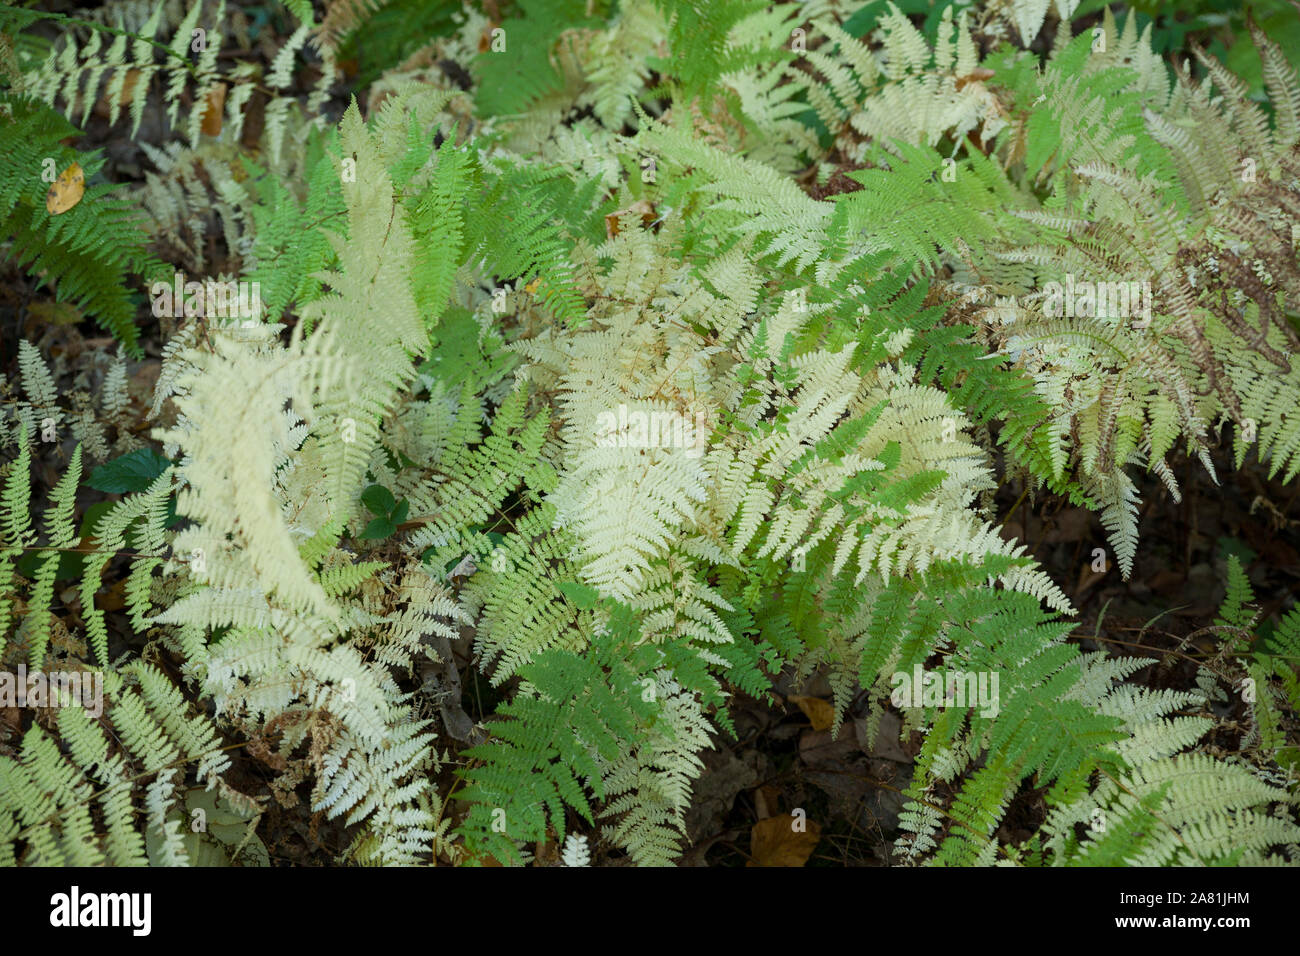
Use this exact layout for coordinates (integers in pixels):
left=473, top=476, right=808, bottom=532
left=45, top=162, right=85, bottom=215
left=28, top=301, right=83, bottom=326
left=787, top=694, right=835, bottom=731
left=747, top=814, right=822, bottom=867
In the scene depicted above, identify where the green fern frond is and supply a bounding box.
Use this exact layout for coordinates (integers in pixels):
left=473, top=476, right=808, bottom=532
left=0, top=96, right=159, bottom=353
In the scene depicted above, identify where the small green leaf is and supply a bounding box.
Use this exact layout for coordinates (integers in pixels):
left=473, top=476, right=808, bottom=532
left=78, top=501, right=117, bottom=539
left=16, top=549, right=82, bottom=581
left=87, top=447, right=172, bottom=494
left=359, top=517, right=396, bottom=540
left=390, top=498, right=409, bottom=525
left=361, top=484, right=396, bottom=517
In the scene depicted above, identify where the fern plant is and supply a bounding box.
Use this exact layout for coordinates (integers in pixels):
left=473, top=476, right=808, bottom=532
left=0, top=96, right=160, bottom=353
left=2, top=0, right=1299, bottom=870
left=0, top=659, right=257, bottom=866
left=1026, top=566, right=1300, bottom=866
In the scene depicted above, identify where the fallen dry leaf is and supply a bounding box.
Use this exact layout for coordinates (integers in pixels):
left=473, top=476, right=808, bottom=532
left=753, top=783, right=782, bottom=820
left=747, top=814, right=822, bottom=867
left=201, top=82, right=227, bottom=137
left=604, top=199, right=657, bottom=238
left=787, top=694, right=835, bottom=731
left=854, top=711, right=913, bottom=763
left=129, top=361, right=163, bottom=408
left=45, top=162, right=85, bottom=215
left=96, top=579, right=127, bottom=612
left=118, top=69, right=142, bottom=107
left=533, top=837, right=560, bottom=866
left=955, top=67, right=996, bottom=90
left=1, top=705, right=20, bottom=741
left=28, top=301, right=83, bottom=326
left=684, top=746, right=762, bottom=841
